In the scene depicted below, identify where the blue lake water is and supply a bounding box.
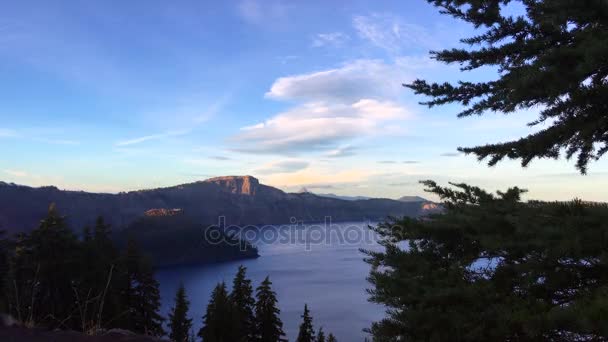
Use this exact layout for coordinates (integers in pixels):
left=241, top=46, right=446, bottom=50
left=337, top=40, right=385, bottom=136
left=156, top=222, right=385, bottom=341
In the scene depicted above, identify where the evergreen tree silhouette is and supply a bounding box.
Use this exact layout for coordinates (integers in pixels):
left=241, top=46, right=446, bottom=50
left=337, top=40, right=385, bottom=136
left=168, top=283, right=193, bottom=342
left=316, top=326, right=325, bottom=342
left=230, top=265, right=256, bottom=341
left=198, top=282, right=235, bottom=342
left=296, top=304, right=315, bottom=342
left=254, top=276, right=285, bottom=342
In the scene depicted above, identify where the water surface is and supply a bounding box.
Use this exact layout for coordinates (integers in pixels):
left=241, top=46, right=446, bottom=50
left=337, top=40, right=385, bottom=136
left=157, top=222, right=385, bottom=341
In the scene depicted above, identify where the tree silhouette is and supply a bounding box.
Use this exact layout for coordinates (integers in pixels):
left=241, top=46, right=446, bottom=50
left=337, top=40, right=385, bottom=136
left=230, top=265, right=256, bottom=341
left=168, top=284, right=193, bottom=342
left=199, top=282, right=235, bottom=342
left=255, top=276, right=285, bottom=342
left=296, top=304, right=315, bottom=342
left=364, top=180, right=608, bottom=340
left=316, top=326, right=326, bottom=342
left=406, top=0, right=608, bottom=173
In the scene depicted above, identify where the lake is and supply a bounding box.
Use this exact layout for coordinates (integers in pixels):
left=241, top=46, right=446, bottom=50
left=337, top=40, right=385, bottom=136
left=156, top=221, right=385, bottom=341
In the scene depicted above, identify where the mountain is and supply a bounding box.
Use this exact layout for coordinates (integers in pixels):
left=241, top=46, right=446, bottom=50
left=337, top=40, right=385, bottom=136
left=398, top=196, right=428, bottom=202
left=0, top=176, right=431, bottom=234
left=314, top=193, right=372, bottom=201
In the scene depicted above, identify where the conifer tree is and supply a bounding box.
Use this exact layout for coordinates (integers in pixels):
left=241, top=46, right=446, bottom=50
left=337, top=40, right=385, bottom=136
left=365, top=181, right=608, bottom=340
left=168, top=284, right=193, bottom=342
left=316, top=326, right=325, bottom=342
left=9, top=204, right=81, bottom=328
left=229, top=265, right=256, bottom=341
left=121, top=239, right=165, bottom=336
left=198, top=282, right=235, bottom=342
left=254, top=276, right=285, bottom=342
left=406, top=0, right=608, bottom=173
left=327, top=333, right=337, bottom=342
left=296, top=304, right=315, bottom=342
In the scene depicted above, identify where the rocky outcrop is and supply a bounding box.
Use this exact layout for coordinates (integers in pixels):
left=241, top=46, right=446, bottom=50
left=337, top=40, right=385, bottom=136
left=204, top=175, right=259, bottom=195
left=143, top=208, right=183, bottom=217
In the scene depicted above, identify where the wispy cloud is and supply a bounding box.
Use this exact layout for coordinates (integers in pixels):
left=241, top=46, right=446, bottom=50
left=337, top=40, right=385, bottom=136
left=402, top=160, right=420, bottom=164
left=440, top=152, right=461, bottom=157
left=117, top=95, right=230, bottom=147
left=378, top=160, right=397, bottom=164
left=116, top=129, right=189, bottom=147
left=353, top=13, right=437, bottom=54
left=312, top=32, right=350, bottom=48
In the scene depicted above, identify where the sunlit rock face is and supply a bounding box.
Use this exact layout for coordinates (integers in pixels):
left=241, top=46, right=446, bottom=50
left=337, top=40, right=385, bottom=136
left=144, top=208, right=183, bottom=217
left=204, top=175, right=260, bottom=196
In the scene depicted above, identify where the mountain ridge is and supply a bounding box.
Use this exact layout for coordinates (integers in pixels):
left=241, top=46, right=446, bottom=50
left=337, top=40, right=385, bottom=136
left=0, top=176, right=435, bottom=234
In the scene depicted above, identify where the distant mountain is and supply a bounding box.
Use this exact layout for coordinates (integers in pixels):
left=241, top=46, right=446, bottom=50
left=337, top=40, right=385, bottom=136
left=398, top=196, right=428, bottom=202
left=314, top=193, right=372, bottom=201
left=0, top=176, right=432, bottom=234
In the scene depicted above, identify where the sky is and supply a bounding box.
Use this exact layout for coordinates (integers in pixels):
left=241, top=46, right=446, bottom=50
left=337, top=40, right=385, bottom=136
left=1, top=0, right=607, bottom=201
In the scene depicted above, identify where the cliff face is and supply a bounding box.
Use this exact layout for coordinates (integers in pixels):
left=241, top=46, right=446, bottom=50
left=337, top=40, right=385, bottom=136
left=205, top=175, right=259, bottom=195
left=0, top=176, right=431, bottom=234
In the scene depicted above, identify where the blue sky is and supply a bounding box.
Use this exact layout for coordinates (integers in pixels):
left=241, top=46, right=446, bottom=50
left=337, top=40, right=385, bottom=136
left=1, top=0, right=606, bottom=201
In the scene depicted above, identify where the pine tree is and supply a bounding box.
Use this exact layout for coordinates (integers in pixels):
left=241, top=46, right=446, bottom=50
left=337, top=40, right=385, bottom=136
left=316, top=327, right=325, bottom=342
left=296, top=304, right=315, bottom=342
left=168, top=284, right=193, bottom=342
left=229, top=265, right=256, bottom=341
left=198, top=282, right=235, bottom=342
left=254, top=276, right=285, bottom=342
left=8, top=204, right=81, bottom=328
left=406, top=0, right=608, bottom=174
left=121, top=239, right=165, bottom=336
left=364, top=181, right=608, bottom=340
left=327, top=333, right=337, bottom=342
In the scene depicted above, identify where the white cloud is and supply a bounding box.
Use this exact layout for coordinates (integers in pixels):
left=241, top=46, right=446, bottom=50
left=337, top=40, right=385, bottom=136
left=232, top=58, right=415, bottom=156
left=312, top=32, right=350, bottom=48
left=353, top=14, right=437, bottom=54
left=232, top=99, right=410, bottom=154
left=255, top=159, right=310, bottom=174
left=266, top=59, right=407, bottom=103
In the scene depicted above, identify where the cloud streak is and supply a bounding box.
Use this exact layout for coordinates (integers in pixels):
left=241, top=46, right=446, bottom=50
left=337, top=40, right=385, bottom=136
left=312, top=32, right=350, bottom=48
left=353, top=13, right=438, bottom=54
left=115, top=129, right=189, bottom=147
